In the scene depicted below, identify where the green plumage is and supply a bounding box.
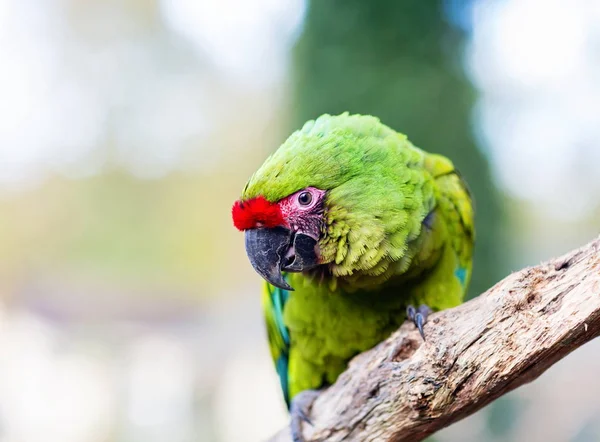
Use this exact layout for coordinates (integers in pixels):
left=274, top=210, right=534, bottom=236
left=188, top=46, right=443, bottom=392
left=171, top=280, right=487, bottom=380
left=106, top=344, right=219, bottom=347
left=242, top=113, right=474, bottom=405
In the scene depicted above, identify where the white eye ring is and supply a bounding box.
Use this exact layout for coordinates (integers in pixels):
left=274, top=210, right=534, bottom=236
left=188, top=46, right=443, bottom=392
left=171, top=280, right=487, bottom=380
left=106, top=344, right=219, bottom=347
left=298, top=191, right=312, bottom=206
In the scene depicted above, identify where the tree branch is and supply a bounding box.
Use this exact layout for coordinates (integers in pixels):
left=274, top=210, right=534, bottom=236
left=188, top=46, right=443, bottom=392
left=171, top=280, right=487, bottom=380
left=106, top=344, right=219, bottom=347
left=269, top=237, right=600, bottom=442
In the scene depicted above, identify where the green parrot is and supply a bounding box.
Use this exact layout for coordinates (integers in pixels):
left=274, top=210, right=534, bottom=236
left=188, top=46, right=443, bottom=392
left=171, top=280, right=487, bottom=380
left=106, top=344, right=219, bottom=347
left=232, top=113, right=474, bottom=440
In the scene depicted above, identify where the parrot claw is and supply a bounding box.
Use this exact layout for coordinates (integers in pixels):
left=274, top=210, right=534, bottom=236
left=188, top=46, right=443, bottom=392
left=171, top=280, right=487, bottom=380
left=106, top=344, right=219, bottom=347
left=290, top=389, right=320, bottom=442
left=407, top=304, right=432, bottom=340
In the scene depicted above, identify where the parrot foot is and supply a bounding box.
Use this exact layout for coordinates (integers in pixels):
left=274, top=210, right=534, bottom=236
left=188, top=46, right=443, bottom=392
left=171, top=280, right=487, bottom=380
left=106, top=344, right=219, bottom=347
left=290, top=389, right=320, bottom=442
left=406, top=304, right=432, bottom=340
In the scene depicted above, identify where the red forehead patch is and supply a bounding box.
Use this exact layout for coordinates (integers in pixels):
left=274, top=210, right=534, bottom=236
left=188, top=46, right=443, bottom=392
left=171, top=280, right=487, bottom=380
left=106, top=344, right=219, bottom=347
left=232, top=196, right=285, bottom=231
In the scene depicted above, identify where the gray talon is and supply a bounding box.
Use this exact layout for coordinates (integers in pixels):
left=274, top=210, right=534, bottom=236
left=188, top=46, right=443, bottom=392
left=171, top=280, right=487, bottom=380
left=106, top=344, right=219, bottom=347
left=407, top=304, right=432, bottom=340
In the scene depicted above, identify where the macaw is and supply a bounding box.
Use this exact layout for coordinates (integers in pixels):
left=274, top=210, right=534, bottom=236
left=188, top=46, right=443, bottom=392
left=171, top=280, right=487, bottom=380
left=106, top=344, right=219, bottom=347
left=232, top=113, right=474, bottom=440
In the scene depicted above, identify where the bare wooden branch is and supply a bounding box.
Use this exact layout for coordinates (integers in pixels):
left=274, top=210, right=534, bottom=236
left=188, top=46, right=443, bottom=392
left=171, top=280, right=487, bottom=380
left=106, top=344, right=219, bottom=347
left=269, top=237, right=600, bottom=442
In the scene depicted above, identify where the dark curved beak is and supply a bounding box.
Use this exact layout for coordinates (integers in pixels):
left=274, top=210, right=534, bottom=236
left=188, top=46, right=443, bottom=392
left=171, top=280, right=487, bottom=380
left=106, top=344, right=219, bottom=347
left=244, top=227, right=319, bottom=291
left=245, top=227, right=294, bottom=290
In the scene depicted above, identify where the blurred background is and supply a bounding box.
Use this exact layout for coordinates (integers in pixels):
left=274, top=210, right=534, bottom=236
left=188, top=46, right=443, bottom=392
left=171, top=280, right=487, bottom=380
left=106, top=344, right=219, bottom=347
left=0, top=0, right=599, bottom=441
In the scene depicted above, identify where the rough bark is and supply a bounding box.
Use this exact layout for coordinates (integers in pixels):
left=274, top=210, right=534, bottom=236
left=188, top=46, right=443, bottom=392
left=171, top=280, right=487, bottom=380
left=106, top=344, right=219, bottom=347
left=269, top=237, right=600, bottom=442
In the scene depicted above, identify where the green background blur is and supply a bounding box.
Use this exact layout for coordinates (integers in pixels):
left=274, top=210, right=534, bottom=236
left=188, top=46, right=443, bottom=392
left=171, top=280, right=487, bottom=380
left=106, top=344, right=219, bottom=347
left=1, top=1, right=600, bottom=441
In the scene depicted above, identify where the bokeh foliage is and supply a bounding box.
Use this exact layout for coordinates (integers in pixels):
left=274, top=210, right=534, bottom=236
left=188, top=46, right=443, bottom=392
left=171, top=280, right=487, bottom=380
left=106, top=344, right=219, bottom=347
left=292, top=0, right=507, bottom=298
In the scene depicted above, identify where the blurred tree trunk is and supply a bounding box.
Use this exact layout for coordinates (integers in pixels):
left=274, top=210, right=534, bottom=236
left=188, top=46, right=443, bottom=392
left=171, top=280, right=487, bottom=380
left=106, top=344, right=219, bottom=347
left=292, top=0, right=507, bottom=298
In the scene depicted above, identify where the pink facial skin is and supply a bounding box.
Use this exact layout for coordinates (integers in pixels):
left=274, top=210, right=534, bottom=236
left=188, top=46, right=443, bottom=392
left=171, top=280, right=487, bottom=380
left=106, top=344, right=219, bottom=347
left=278, top=187, right=326, bottom=240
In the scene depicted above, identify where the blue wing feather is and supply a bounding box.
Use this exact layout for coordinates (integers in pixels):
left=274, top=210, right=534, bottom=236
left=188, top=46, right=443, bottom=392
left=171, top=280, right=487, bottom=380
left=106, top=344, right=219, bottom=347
left=263, top=278, right=292, bottom=407
left=454, top=266, right=467, bottom=287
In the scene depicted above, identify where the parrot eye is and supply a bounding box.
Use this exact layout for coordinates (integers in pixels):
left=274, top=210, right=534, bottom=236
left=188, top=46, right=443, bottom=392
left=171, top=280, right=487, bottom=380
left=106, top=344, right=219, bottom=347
left=298, top=191, right=312, bottom=206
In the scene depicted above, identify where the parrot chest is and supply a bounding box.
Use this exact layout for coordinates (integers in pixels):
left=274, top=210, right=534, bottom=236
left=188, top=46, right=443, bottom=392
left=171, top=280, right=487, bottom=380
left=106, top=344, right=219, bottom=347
left=281, top=279, right=407, bottom=396
left=285, top=284, right=406, bottom=357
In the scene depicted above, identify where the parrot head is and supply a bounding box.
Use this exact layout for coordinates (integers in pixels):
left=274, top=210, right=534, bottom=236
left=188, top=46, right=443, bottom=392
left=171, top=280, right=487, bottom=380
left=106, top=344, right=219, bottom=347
left=232, top=113, right=432, bottom=290
left=232, top=187, right=326, bottom=290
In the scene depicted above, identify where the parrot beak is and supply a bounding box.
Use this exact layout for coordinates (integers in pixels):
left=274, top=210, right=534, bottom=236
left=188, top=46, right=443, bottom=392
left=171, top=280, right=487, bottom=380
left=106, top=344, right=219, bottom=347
left=244, top=227, right=320, bottom=291
left=245, top=227, right=295, bottom=290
